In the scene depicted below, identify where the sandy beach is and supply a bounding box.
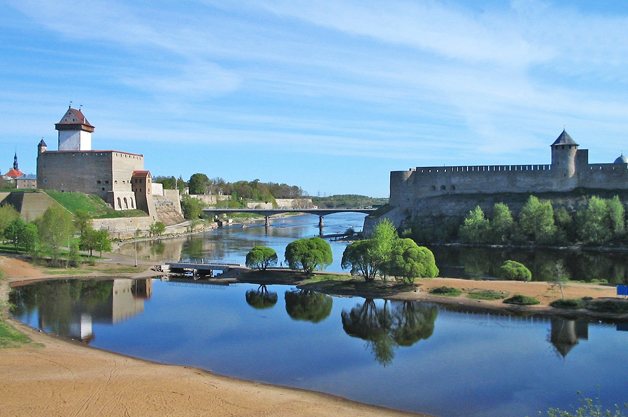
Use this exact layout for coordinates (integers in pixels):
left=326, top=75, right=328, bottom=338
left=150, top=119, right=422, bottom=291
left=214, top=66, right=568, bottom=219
left=0, top=254, right=622, bottom=417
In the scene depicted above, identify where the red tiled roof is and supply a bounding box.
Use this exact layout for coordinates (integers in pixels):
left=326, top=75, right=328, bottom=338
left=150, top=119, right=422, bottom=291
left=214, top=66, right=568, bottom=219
left=4, top=168, right=24, bottom=178
left=132, top=170, right=151, bottom=177
left=57, top=107, right=93, bottom=127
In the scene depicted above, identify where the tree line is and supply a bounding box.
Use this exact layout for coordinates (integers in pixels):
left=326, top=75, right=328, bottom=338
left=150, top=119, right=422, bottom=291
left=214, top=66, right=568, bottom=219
left=407, top=195, right=628, bottom=247
left=0, top=205, right=111, bottom=267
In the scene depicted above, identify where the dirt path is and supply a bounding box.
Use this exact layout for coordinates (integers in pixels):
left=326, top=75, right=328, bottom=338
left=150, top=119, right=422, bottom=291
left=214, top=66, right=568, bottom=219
left=0, top=256, right=427, bottom=417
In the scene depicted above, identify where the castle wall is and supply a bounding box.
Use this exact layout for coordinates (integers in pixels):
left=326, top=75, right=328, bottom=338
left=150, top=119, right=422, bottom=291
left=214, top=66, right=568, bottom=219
left=111, top=152, right=144, bottom=192
left=37, top=151, right=115, bottom=200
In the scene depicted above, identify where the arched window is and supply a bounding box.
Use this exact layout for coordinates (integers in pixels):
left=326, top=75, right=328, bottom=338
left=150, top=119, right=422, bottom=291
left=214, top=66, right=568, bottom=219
left=430, top=185, right=436, bottom=190
left=450, top=185, right=456, bottom=190
left=130, top=199, right=134, bottom=209
left=440, top=185, right=446, bottom=190
left=124, top=198, right=129, bottom=209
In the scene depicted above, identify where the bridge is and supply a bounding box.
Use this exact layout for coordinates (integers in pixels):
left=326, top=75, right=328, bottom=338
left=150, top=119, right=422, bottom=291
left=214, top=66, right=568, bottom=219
left=202, top=208, right=375, bottom=227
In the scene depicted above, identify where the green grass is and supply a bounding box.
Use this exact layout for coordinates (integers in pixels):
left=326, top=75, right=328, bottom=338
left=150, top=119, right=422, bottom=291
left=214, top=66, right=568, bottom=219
left=467, top=289, right=508, bottom=300
left=44, top=190, right=147, bottom=218
left=429, top=286, right=462, bottom=297
left=585, top=299, right=628, bottom=314
left=503, top=294, right=540, bottom=305
left=0, top=321, right=32, bottom=348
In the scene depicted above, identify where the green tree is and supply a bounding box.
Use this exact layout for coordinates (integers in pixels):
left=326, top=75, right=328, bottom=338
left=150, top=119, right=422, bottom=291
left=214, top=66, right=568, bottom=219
left=79, top=226, right=99, bottom=257
left=20, top=222, right=38, bottom=254
left=578, top=196, right=611, bottom=245
left=74, top=210, right=92, bottom=235
left=489, top=203, right=514, bottom=243
left=180, top=195, right=204, bottom=220
left=5, top=218, right=26, bottom=252
left=498, top=260, right=532, bottom=282
left=459, top=206, right=490, bottom=243
left=0, top=204, right=20, bottom=239
left=284, top=237, right=332, bottom=274
left=37, top=205, right=73, bottom=265
left=94, top=229, right=111, bottom=257
left=554, top=208, right=576, bottom=243
left=548, top=261, right=570, bottom=299
left=342, top=240, right=379, bottom=281
left=368, top=218, right=398, bottom=279
left=607, top=195, right=625, bottom=238
left=149, top=221, right=166, bottom=237
left=245, top=246, right=278, bottom=271
left=519, top=196, right=557, bottom=244
left=68, top=242, right=81, bottom=267
left=188, top=173, right=210, bottom=195
left=384, top=239, right=439, bottom=284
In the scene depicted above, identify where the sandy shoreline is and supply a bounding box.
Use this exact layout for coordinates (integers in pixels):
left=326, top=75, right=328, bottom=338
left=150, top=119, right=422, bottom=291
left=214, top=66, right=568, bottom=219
left=1, top=254, right=625, bottom=417
left=0, top=255, right=428, bottom=417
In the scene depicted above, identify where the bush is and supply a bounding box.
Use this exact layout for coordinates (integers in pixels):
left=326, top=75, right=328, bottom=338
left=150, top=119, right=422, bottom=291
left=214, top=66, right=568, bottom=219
left=585, top=299, right=628, bottom=314
left=467, top=289, right=508, bottom=300
left=498, top=260, right=532, bottom=282
left=429, top=286, right=462, bottom=297
left=503, top=294, right=540, bottom=305
left=549, top=298, right=584, bottom=309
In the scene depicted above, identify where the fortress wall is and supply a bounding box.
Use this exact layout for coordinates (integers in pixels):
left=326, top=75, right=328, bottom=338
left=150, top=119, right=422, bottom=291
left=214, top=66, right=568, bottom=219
left=579, top=163, right=628, bottom=189
left=38, top=151, right=114, bottom=200
left=391, top=164, right=558, bottom=206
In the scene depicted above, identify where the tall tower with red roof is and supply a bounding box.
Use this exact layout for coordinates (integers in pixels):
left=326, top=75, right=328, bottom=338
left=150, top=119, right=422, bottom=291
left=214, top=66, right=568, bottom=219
left=55, top=106, right=94, bottom=151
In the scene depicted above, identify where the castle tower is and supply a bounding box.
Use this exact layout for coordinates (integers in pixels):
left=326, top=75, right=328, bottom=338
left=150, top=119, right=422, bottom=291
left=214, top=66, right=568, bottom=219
left=55, top=106, right=94, bottom=151
left=551, top=130, right=578, bottom=179
left=37, top=139, right=47, bottom=155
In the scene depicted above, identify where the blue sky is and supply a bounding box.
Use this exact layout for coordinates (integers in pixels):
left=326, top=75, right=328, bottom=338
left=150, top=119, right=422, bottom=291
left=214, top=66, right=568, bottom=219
left=2, top=0, right=628, bottom=198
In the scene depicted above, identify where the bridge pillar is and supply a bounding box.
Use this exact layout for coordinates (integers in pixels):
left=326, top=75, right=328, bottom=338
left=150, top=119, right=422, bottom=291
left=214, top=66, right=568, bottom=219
left=318, top=215, right=324, bottom=228
left=265, top=216, right=270, bottom=227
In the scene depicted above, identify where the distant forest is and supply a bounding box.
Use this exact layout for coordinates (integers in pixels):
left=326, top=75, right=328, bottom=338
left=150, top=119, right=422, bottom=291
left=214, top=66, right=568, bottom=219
left=312, top=195, right=388, bottom=208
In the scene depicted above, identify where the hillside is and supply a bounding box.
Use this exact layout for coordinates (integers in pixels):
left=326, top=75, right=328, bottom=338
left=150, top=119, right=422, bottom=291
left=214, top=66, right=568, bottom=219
left=44, top=190, right=147, bottom=218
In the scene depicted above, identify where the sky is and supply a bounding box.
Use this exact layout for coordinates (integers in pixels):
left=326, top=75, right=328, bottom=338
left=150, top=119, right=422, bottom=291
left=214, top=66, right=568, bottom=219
left=1, top=0, right=628, bottom=198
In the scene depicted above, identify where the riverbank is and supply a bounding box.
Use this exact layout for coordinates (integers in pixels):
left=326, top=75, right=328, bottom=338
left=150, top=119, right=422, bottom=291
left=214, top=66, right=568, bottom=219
left=0, top=255, right=427, bottom=417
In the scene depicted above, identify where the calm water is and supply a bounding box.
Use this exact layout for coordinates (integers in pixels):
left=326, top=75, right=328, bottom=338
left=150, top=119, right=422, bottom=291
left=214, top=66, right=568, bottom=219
left=117, top=213, right=367, bottom=272
left=10, top=278, right=628, bottom=417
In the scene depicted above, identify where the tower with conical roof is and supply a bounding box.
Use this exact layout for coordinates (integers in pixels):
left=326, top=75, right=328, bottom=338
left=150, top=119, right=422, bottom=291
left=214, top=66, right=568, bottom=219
left=550, top=129, right=578, bottom=182
left=55, top=106, right=94, bottom=151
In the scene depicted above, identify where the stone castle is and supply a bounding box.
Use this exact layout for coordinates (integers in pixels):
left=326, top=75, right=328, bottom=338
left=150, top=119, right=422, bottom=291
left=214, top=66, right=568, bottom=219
left=35, top=107, right=182, bottom=225
left=374, top=131, right=628, bottom=230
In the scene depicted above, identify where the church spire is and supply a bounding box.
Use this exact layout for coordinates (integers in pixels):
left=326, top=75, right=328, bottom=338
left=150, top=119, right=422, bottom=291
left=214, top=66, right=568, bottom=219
left=13, top=152, right=18, bottom=170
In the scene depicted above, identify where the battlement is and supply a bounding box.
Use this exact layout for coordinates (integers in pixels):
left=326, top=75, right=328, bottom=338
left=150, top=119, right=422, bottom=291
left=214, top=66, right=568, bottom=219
left=411, top=164, right=552, bottom=174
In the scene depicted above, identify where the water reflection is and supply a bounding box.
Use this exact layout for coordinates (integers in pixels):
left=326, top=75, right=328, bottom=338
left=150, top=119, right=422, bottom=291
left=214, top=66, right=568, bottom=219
left=549, top=318, right=589, bottom=359
left=10, top=279, right=151, bottom=343
left=433, top=246, right=628, bottom=284
left=341, top=299, right=438, bottom=366
left=245, top=285, right=278, bottom=309
left=284, top=289, right=333, bottom=323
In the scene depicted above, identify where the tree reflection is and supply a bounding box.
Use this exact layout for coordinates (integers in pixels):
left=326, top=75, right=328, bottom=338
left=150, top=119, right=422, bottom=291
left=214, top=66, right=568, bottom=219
left=284, top=289, right=333, bottom=323
left=245, top=285, right=278, bottom=309
left=341, top=299, right=437, bottom=366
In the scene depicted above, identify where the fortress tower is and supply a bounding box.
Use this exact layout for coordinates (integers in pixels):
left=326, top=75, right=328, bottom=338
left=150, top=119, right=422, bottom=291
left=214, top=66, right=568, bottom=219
left=55, top=106, right=94, bottom=151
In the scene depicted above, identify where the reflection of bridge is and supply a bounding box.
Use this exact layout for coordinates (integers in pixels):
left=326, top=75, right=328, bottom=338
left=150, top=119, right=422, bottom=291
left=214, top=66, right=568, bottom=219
left=166, top=261, right=245, bottom=277
left=202, top=208, right=375, bottom=227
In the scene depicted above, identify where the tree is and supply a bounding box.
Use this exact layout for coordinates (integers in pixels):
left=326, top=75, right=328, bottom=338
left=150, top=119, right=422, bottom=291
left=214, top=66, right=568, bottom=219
left=384, top=239, right=439, bottom=284
left=498, top=260, right=532, bottom=282
left=519, top=196, right=556, bottom=244
left=188, top=173, right=210, bottom=195
left=74, top=210, right=92, bottom=235
left=94, top=229, right=111, bottom=257
left=284, top=237, right=332, bottom=274
left=5, top=218, right=26, bottom=252
left=548, top=261, right=570, bottom=299
left=489, top=203, right=514, bottom=243
left=79, top=227, right=111, bottom=257
left=0, top=204, right=20, bottom=240
left=180, top=195, right=204, bottom=220
left=245, top=246, right=278, bottom=271
left=37, top=205, right=73, bottom=265
left=607, top=195, right=625, bottom=238
left=20, top=222, right=38, bottom=254
left=459, top=206, right=490, bottom=243
left=149, top=221, right=166, bottom=237
left=577, top=196, right=611, bottom=245
left=342, top=240, right=379, bottom=281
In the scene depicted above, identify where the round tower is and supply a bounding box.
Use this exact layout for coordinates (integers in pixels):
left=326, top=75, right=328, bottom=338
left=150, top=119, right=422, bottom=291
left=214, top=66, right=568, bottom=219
left=550, top=130, right=578, bottom=179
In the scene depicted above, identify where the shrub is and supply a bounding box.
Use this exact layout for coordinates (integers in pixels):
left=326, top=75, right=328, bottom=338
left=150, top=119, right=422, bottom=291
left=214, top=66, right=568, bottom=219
left=503, top=294, right=540, bottom=305
left=498, top=260, right=532, bottom=282
left=549, top=298, right=584, bottom=309
left=467, top=289, right=508, bottom=300
left=585, top=299, right=628, bottom=314
left=429, top=286, right=462, bottom=297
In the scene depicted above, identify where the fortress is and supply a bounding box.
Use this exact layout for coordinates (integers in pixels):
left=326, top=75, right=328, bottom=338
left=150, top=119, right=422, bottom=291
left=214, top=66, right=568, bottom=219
left=34, top=107, right=183, bottom=226
left=374, top=131, right=628, bottom=230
